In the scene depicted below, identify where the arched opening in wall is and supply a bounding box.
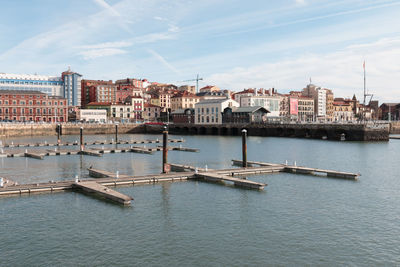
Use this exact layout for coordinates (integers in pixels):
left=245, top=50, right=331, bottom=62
left=276, top=127, right=284, bottom=136
left=190, top=127, right=198, bottom=135
left=173, top=127, right=181, bottom=134
left=305, top=129, right=312, bottom=138
left=335, top=129, right=347, bottom=141
left=182, top=127, right=189, bottom=134
left=231, top=127, right=239, bottom=136
left=221, top=127, right=228, bottom=135
left=199, top=127, right=207, bottom=135
left=315, top=129, right=329, bottom=139
left=211, top=127, right=219, bottom=135
left=286, top=128, right=295, bottom=137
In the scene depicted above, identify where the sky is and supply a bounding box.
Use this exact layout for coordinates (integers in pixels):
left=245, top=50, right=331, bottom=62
left=0, top=0, right=400, bottom=102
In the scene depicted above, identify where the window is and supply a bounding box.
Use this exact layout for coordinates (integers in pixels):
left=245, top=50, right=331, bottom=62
left=201, top=117, right=204, bottom=123
left=206, top=108, right=209, bottom=114
left=29, top=109, right=33, bottom=114
left=206, top=116, right=209, bottom=123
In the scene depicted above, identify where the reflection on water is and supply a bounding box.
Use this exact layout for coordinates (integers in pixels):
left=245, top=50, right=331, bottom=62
left=1, top=134, right=400, bottom=266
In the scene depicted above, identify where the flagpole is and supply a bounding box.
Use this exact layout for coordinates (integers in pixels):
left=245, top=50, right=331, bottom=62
left=363, top=61, right=366, bottom=106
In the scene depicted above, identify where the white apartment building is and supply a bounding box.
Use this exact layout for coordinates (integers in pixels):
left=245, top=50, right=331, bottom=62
left=240, top=95, right=281, bottom=117
left=0, top=73, right=63, bottom=96
left=195, top=98, right=239, bottom=124
left=316, top=88, right=327, bottom=118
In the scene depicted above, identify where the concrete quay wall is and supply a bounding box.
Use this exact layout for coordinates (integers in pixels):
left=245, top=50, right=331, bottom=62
left=169, top=123, right=390, bottom=141
left=0, top=123, right=146, bottom=137
left=390, top=122, right=400, bottom=134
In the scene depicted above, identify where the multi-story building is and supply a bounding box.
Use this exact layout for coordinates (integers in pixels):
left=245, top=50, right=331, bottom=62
left=333, top=101, right=355, bottom=121
left=115, top=78, right=149, bottom=88
left=199, top=85, right=220, bottom=93
left=0, top=90, right=67, bottom=122
left=195, top=98, right=239, bottom=124
left=143, top=103, right=161, bottom=122
left=159, top=92, right=172, bottom=110
left=178, top=85, right=196, bottom=95
left=0, top=73, right=63, bottom=96
left=240, top=95, right=281, bottom=118
left=298, top=96, right=314, bottom=121
left=326, top=89, right=334, bottom=121
left=171, top=91, right=200, bottom=111
left=81, top=80, right=116, bottom=107
left=76, top=109, right=107, bottom=123
left=222, top=106, right=269, bottom=123
left=61, top=69, right=82, bottom=107
left=171, top=108, right=195, bottom=124
left=302, top=84, right=330, bottom=121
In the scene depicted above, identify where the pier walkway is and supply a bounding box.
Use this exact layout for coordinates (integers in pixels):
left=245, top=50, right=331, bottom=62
left=0, top=160, right=359, bottom=205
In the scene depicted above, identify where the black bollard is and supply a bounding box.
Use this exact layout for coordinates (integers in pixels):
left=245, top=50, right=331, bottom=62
left=242, top=129, right=247, bottom=168
left=57, top=124, right=61, bottom=145
left=115, top=124, right=118, bottom=144
left=162, top=127, right=168, bottom=173
left=80, top=127, right=84, bottom=151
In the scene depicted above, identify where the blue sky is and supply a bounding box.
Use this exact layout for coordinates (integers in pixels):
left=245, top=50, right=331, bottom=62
left=1, top=0, right=400, bottom=101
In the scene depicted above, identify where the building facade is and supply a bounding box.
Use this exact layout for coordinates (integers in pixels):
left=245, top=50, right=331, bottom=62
left=222, top=106, right=269, bottom=123
left=81, top=80, right=116, bottom=107
left=77, top=109, right=107, bottom=122
left=195, top=98, right=239, bottom=125
left=240, top=95, right=280, bottom=118
left=171, top=91, right=200, bottom=111
left=0, top=90, right=67, bottom=122
left=298, top=97, right=314, bottom=121
left=0, top=73, right=63, bottom=96
left=143, top=103, right=161, bottom=122
left=62, top=70, right=82, bottom=107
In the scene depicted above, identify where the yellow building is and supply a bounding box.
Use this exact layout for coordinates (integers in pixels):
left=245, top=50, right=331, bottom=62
left=171, top=91, right=200, bottom=111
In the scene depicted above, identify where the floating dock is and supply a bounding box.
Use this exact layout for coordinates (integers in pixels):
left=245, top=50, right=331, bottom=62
left=231, top=160, right=359, bottom=180
left=0, top=160, right=359, bottom=205
left=0, top=138, right=184, bottom=148
left=74, top=181, right=133, bottom=205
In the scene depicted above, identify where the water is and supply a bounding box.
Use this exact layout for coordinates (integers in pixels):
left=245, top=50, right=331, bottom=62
left=1, top=134, right=400, bottom=266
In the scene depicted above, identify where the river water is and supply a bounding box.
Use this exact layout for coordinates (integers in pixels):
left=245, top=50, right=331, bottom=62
left=0, top=133, right=399, bottom=266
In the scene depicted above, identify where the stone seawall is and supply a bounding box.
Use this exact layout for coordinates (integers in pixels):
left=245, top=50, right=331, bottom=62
left=0, top=123, right=148, bottom=138
left=390, top=122, right=400, bottom=134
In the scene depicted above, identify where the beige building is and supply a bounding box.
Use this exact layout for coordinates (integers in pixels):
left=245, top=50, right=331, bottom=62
left=298, top=97, right=314, bottom=121
left=178, top=85, right=196, bottom=95
left=171, top=91, right=200, bottom=111
left=199, top=85, right=220, bottom=93
left=333, top=102, right=355, bottom=121
left=143, top=103, right=161, bottom=121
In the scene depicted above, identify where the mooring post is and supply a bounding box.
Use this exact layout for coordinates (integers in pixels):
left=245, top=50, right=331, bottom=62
left=162, top=127, right=168, bottom=173
left=80, top=127, right=84, bottom=152
left=242, top=129, right=247, bottom=168
left=57, top=124, right=61, bottom=145
left=115, top=124, right=118, bottom=144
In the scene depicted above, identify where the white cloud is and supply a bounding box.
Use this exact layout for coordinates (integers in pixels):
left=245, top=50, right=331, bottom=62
left=206, top=37, right=400, bottom=102
left=295, top=0, right=306, bottom=5
left=79, top=41, right=132, bottom=49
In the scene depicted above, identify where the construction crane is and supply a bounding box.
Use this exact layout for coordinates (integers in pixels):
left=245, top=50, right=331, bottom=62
left=180, top=74, right=203, bottom=93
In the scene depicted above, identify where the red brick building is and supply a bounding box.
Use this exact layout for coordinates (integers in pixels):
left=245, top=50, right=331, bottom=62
left=0, top=90, right=68, bottom=122
left=81, top=80, right=116, bottom=108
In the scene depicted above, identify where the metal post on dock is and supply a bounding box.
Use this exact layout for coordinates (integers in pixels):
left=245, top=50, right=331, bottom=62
left=162, top=127, right=168, bottom=173
left=57, top=124, right=61, bottom=145
left=115, top=124, right=118, bottom=144
left=80, top=127, right=84, bottom=152
left=242, top=129, right=247, bottom=168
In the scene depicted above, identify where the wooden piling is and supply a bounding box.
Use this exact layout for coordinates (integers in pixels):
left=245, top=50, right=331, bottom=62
left=242, top=129, right=247, bottom=168
left=162, top=128, right=168, bottom=173
left=80, top=127, right=84, bottom=151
